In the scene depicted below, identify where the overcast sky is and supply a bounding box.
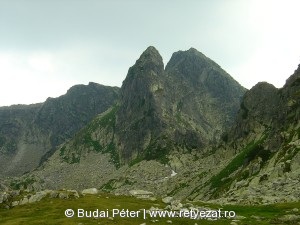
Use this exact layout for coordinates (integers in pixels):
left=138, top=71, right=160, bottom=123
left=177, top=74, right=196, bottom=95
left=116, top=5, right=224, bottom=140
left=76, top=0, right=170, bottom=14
left=1, top=0, right=300, bottom=106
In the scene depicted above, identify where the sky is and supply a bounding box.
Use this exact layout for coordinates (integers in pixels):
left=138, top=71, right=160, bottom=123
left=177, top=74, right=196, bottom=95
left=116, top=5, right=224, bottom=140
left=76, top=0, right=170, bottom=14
left=0, top=0, right=300, bottom=107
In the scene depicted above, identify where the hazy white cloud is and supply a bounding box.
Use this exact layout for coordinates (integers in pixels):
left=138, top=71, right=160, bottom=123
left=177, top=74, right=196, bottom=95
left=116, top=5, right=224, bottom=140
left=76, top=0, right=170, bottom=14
left=228, top=0, right=300, bottom=88
left=27, top=53, right=55, bottom=73
left=0, top=0, right=300, bottom=106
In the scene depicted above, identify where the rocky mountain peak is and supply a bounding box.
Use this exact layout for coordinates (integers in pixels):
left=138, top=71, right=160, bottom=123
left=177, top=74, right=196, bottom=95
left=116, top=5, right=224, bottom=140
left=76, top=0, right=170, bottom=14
left=241, top=82, right=279, bottom=122
left=165, top=48, right=219, bottom=75
left=284, top=63, right=300, bottom=87
left=124, top=46, right=164, bottom=81
left=141, top=46, right=162, bottom=60
left=0, top=84, right=119, bottom=177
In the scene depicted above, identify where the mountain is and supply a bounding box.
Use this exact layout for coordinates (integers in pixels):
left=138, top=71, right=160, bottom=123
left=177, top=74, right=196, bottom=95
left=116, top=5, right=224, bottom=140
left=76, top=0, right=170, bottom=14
left=0, top=83, right=119, bottom=177
left=13, top=46, right=246, bottom=191
left=3, top=46, right=298, bottom=206
left=185, top=64, right=300, bottom=204
left=57, top=46, right=246, bottom=168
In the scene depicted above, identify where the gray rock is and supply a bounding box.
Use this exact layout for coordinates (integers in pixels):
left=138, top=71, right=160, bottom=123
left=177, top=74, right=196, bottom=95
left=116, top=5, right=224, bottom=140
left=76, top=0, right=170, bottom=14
left=11, top=201, right=19, bottom=207
left=59, top=192, right=69, bottom=199
left=0, top=194, right=3, bottom=203
left=170, top=200, right=183, bottom=210
left=280, top=214, right=300, bottom=222
left=11, top=190, right=20, bottom=197
left=129, top=190, right=153, bottom=199
left=49, top=191, right=59, bottom=198
left=235, top=215, right=246, bottom=220
left=162, top=196, right=173, bottom=204
left=82, top=188, right=98, bottom=195
left=28, top=190, right=49, bottom=203
left=19, top=197, right=29, bottom=205
left=68, top=190, right=79, bottom=198
left=0, top=83, right=119, bottom=178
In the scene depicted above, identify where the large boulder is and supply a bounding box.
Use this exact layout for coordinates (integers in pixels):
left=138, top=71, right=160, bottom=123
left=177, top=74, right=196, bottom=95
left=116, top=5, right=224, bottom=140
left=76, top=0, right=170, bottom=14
left=129, top=190, right=154, bottom=199
left=28, top=190, right=50, bottom=203
left=82, top=188, right=98, bottom=195
left=162, top=196, right=173, bottom=204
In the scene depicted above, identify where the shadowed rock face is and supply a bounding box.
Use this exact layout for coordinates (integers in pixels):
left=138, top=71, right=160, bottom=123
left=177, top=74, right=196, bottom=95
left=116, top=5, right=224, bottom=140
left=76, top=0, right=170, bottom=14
left=0, top=83, right=119, bottom=177
left=116, top=46, right=246, bottom=162
left=58, top=46, right=246, bottom=165
left=165, top=48, right=246, bottom=136
left=185, top=63, right=300, bottom=203
left=226, top=64, right=300, bottom=143
left=228, top=82, right=280, bottom=140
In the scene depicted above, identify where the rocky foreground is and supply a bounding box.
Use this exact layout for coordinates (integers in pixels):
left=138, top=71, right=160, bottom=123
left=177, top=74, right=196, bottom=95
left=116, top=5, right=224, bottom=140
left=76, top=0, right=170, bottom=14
left=1, top=188, right=300, bottom=225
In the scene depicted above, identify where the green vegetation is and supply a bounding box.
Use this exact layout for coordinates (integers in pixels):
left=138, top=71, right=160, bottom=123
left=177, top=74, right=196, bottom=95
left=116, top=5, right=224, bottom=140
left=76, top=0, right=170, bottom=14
left=105, top=142, right=120, bottom=168
left=10, top=177, right=36, bottom=190
left=144, top=137, right=171, bottom=164
left=1, top=193, right=299, bottom=225
left=0, top=194, right=193, bottom=225
left=59, top=105, right=120, bottom=167
left=100, top=178, right=136, bottom=192
left=203, top=201, right=300, bottom=224
left=275, top=125, right=300, bottom=164
left=276, top=145, right=300, bottom=164
left=59, top=146, right=66, bottom=156
left=129, top=136, right=173, bottom=166
left=167, top=182, right=189, bottom=196
left=240, top=101, right=249, bottom=119
left=100, top=179, right=118, bottom=192
left=208, top=134, right=269, bottom=198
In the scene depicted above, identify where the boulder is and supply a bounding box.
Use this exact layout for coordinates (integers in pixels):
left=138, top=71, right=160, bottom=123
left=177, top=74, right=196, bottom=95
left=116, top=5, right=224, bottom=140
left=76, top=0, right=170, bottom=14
left=11, top=201, right=19, bottom=207
left=280, top=214, right=300, bottom=222
left=67, top=190, right=79, bottom=198
left=49, top=191, right=59, bottom=198
left=28, top=190, right=49, bottom=203
left=59, top=192, right=69, bottom=199
left=0, top=193, right=3, bottom=204
left=162, top=196, right=173, bottom=204
left=129, top=190, right=153, bottom=199
left=82, top=188, right=98, bottom=195
left=19, top=197, right=29, bottom=205
left=170, top=200, right=183, bottom=210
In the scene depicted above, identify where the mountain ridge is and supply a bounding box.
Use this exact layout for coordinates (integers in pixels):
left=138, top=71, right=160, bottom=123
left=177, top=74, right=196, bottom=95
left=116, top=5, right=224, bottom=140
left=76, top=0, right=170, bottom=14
left=56, top=46, right=246, bottom=166
left=0, top=82, right=119, bottom=177
left=1, top=47, right=299, bottom=208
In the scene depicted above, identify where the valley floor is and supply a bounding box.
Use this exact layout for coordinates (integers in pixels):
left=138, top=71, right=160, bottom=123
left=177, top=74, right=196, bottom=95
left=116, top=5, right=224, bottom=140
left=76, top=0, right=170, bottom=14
left=0, top=193, right=300, bottom=225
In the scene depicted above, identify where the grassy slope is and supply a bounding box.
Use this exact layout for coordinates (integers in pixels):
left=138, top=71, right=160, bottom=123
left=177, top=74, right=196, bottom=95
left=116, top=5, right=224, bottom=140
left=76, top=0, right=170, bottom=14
left=0, top=193, right=299, bottom=225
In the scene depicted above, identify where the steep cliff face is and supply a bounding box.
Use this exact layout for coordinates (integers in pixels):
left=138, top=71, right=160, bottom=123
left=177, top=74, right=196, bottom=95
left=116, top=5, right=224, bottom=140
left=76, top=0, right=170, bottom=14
left=58, top=46, right=246, bottom=168
left=165, top=48, right=246, bottom=143
left=35, top=82, right=119, bottom=161
left=186, top=64, right=300, bottom=204
left=0, top=83, right=119, bottom=177
left=116, top=46, right=167, bottom=162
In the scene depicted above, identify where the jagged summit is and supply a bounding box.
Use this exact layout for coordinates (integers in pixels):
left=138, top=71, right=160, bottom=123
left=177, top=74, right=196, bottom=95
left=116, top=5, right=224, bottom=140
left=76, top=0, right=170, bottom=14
left=164, top=47, right=247, bottom=103
left=0, top=84, right=119, bottom=177
left=165, top=47, right=220, bottom=74
left=142, top=46, right=162, bottom=58
left=285, top=63, right=300, bottom=87
left=186, top=47, right=209, bottom=58
left=124, top=46, right=164, bottom=81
